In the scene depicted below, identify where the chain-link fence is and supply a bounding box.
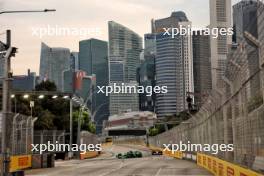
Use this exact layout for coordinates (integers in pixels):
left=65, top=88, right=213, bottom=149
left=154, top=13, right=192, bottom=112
left=150, top=69, right=264, bottom=172
left=149, top=22, right=264, bottom=173
left=0, top=113, right=34, bottom=155
left=33, top=130, right=66, bottom=154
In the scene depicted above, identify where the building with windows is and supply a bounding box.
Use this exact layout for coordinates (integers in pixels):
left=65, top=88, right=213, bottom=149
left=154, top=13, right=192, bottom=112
left=12, top=69, right=37, bottom=91
left=70, top=52, right=79, bottom=71
left=39, top=42, right=71, bottom=91
left=79, top=38, right=109, bottom=133
left=152, top=12, right=194, bottom=118
left=138, top=34, right=156, bottom=112
left=62, top=69, right=74, bottom=93
left=192, top=31, right=212, bottom=106
left=108, top=21, right=142, bottom=83
left=209, top=0, right=232, bottom=89
left=108, top=21, right=142, bottom=115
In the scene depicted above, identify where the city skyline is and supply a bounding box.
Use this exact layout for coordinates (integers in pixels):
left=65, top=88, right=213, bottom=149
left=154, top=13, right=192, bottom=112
left=1, top=0, right=240, bottom=75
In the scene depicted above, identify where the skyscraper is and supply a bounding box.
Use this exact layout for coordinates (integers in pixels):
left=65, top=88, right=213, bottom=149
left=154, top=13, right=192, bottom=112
left=39, top=42, right=71, bottom=91
left=152, top=12, right=194, bottom=118
left=108, top=21, right=142, bottom=82
left=193, top=31, right=212, bottom=107
left=138, top=34, right=156, bottom=112
left=70, top=52, right=79, bottom=71
left=62, top=69, right=74, bottom=93
left=79, top=38, right=109, bottom=133
left=108, top=21, right=142, bottom=115
left=209, top=0, right=232, bottom=89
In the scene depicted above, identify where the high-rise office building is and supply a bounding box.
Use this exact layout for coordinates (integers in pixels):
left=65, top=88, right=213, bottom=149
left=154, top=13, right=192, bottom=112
left=70, top=52, right=79, bottom=71
left=79, top=39, right=109, bottom=132
left=152, top=12, right=194, bottom=118
left=39, top=42, right=71, bottom=91
left=138, top=54, right=155, bottom=112
left=109, top=21, right=142, bottom=82
left=193, top=31, right=212, bottom=106
left=62, top=52, right=80, bottom=94
left=138, top=34, right=156, bottom=112
left=108, top=21, right=142, bottom=115
left=109, top=82, right=139, bottom=115
left=209, top=0, right=232, bottom=89
left=62, top=69, right=74, bottom=93
left=144, top=33, right=156, bottom=55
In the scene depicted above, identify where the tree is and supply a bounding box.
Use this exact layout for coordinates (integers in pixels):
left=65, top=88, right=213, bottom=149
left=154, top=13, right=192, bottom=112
left=35, top=80, right=57, bottom=91
left=148, top=127, right=159, bottom=136
left=34, top=110, right=55, bottom=130
left=72, top=110, right=96, bottom=134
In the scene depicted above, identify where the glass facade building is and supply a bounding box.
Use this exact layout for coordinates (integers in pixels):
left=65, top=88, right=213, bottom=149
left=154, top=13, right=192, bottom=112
left=138, top=33, right=156, bottom=112
left=108, top=21, right=142, bottom=115
left=79, top=39, right=109, bottom=133
left=193, top=31, right=212, bottom=107
left=39, top=42, right=71, bottom=91
left=70, top=52, right=79, bottom=71
left=209, top=0, right=232, bottom=89
left=152, top=12, right=194, bottom=118
left=108, top=21, right=142, bottom=82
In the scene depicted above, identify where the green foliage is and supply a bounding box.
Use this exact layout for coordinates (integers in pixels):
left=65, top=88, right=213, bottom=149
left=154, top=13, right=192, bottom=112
left=34, top=110, right=55, bottom=130
left=148, top=127, right=159, bottom=136
left=12, top=81, right=71, bottom=130
left=35, top=80, right=57, bottom=91
left=72, top=110, right=96, bottom=134
left=148, top=111, right=191, bottom=136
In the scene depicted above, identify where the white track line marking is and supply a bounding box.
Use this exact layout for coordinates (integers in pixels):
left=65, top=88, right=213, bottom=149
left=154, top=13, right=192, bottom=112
left=155, top=167, right=162, bottom=176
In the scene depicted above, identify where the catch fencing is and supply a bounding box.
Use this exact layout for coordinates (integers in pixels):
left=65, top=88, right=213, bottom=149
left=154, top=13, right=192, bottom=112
left=0, top=113, right=34, bottom=155
left=149, top=10, right=264, bottom=173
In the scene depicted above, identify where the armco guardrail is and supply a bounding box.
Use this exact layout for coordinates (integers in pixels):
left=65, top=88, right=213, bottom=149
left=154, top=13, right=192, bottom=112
left=149, top=50, right=264, bottom=173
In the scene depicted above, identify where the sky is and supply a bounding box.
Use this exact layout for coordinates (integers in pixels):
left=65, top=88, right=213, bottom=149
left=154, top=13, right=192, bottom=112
left=0, top=0, right=240, bottom=75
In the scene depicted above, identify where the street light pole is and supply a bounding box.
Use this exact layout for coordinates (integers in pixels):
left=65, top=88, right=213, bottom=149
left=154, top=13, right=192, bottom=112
left=0, top=9, right=56, bottom=14
left=77, top=106, right=84, bottom=159
left=1, top=30, right=14, bottom=176
left=0, top=9, right=55, bottom=175
left=69, top=98, right=73, bottom=158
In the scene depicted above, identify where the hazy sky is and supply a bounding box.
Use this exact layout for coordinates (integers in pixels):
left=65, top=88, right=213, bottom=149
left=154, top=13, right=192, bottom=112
left=1, top=0, right=240, bottom=75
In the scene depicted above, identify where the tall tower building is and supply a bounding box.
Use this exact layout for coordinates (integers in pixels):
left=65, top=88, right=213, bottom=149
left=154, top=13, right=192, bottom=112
left=138, top=34, right=156, bottom=112
left=70, top=52, right=79, bottom=71
left=152, top=12, right=194, bottom=117
left=108, top=21, right=142, bottom=115
left=39, top=42, right=71, bottom=91
left=193, top=31, right=212, bottom=106
left=79, top=39, right=109, bottom=133
left=62, top=52, right=79, bottom=94
left=209, top=0, right=232, bottom=89
left=108, top=21, right=142, bottom=82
